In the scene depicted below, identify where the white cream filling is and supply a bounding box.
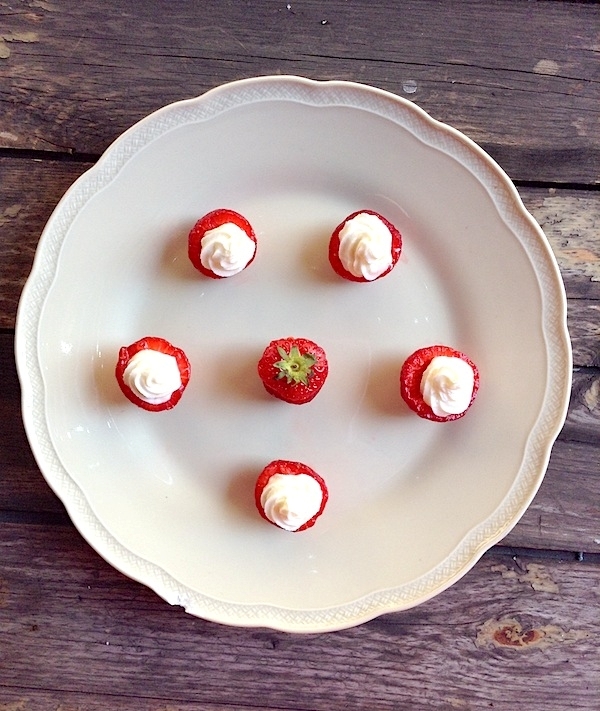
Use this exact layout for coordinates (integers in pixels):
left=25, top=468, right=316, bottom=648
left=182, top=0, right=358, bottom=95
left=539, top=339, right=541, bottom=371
left=338, top=212, right=393, bottom=280
left=260, top=473, right=323, bottom=531
left=420, top=355, right=474, bottom=417
left=123, top=349, right=182, bottom=405
left=200, top=222, right=255, bottom=277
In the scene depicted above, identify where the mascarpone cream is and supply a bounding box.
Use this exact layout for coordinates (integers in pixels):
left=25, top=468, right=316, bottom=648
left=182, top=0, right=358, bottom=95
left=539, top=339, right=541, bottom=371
left=260, top=473, right=323, bottom=532
left=123, top=349, right=182, bottom=405
left=338, top=212, right=393, bottom=280
left=200, top=222, right=255, bottom=277
left=420, top=355, right=475, bottom=417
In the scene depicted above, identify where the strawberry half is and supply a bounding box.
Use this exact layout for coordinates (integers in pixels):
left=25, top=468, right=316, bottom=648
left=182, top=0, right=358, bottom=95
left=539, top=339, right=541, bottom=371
left=400, top=345, right=480, bottom=422
left=115, top=336, right=191, bottom=412
left=188, top=208, right=256, bottom=279
left=329, top=209, right=402, bottom=282
left=255, top=459, right=329, bottom=532
left=257, top=337, right=328, bottom=404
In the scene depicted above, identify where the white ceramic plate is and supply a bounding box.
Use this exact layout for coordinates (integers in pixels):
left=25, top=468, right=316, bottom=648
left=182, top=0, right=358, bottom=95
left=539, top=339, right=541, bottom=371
left=16, top=76, right=571, bottom=632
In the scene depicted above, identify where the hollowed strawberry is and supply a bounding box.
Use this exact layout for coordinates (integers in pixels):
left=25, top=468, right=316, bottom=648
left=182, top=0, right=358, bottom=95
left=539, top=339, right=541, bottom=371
left=115, top=336, right=191, bottom=412
left=255, top=459, right=329, bottom=532
left=400, top=344, right=479, bottom=422
left=188, top=208, right=256, bottom=278
left=329, top=209, right=402, bottom=282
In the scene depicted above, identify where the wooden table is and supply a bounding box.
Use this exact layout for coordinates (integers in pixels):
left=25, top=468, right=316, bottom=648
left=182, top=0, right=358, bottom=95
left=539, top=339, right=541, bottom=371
left=1, top=2, right=599, bottom=708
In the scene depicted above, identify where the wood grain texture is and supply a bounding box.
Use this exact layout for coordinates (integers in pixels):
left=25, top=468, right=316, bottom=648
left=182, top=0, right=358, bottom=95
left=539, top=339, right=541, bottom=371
left=563, top=367, right=600, bottom=444
left=0, top=692, right=251, bottom=711
left=503, top=434, right=600, bottom=553
left=0, top=523, right=598, bottom=710
left=0, top=157, right=91, bottom=327
left=0, top=0, right=598, bottom=183
left=532, top=189, right=600, bottom=302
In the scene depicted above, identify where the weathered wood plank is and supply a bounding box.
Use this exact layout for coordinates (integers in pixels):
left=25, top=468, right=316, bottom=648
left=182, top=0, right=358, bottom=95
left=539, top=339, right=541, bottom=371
left=567, top=303, right=600, bottom=369
left=563, top=366, right=600, bottom=445
left=1, top=332, right=67, bottom=518
left=532, top=189, right=600, bottom=303
left=0, top=0, right=598, bottom=183
left=0, top=157, right=91, bottom=328
left=1, top=157, right=599, bottom=331
left=503, top=433, right=600, bottom=553
left=0, top=691, right=249, bottom=711
left=0, top=522, right=598, bottom=710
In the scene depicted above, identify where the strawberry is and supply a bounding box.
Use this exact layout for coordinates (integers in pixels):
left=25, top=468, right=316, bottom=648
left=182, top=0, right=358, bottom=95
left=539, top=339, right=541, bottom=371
left=400, top=345, right=480, bottom=422
left=188, top=208, right=256, bottom=278
left=257, top=337, right=328, bottom=404
left=255, top=459, right=329, bottom=532
left=115, top=336, right=191, bottom=412
left=329, top=209, right=402, bottom=282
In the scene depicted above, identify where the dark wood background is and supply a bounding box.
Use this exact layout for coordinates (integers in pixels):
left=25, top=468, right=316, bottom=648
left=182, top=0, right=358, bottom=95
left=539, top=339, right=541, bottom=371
left=1, top=2, right=599, bottom=709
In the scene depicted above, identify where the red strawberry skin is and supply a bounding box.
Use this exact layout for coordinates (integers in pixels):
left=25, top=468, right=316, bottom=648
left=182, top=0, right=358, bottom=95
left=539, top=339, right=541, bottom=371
left=188, top=208, right=256, bottom=278
left=329, top=209, right=402, bottom=282
left=257, top=337, right=328, bottom=404
left=115, top=336, right=191, bottom=412
left=255, top=459, right=329, bottom=532
left=400, top=345, right=479, bottom=422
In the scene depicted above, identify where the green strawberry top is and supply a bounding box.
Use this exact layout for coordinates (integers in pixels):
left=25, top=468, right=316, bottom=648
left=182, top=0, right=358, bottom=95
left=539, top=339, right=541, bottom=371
left=274, top=345, right=316, bottom=386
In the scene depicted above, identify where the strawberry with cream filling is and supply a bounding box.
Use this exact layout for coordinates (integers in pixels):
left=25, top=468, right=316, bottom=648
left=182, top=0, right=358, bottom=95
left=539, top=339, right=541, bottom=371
left=329, top=209, right=402, bottom=282
left=188, top=208, right=256, bottom=278
left=255, top=459, right=328, bottom=532
left=400, top=345, right=479, bottom=422
left=115, top=336, right=191, bottom=412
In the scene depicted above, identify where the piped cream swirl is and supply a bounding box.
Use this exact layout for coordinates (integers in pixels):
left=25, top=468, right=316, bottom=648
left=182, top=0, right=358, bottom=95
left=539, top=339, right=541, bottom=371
left=200, top=222, right=255, bottom=277
left=123, top=349, right=182, bottom=405
left=260, top=473, right=323, bottom=531
left=338, top=212, right=393, bottom=280
left=420, top=356, right=474, bottom=417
